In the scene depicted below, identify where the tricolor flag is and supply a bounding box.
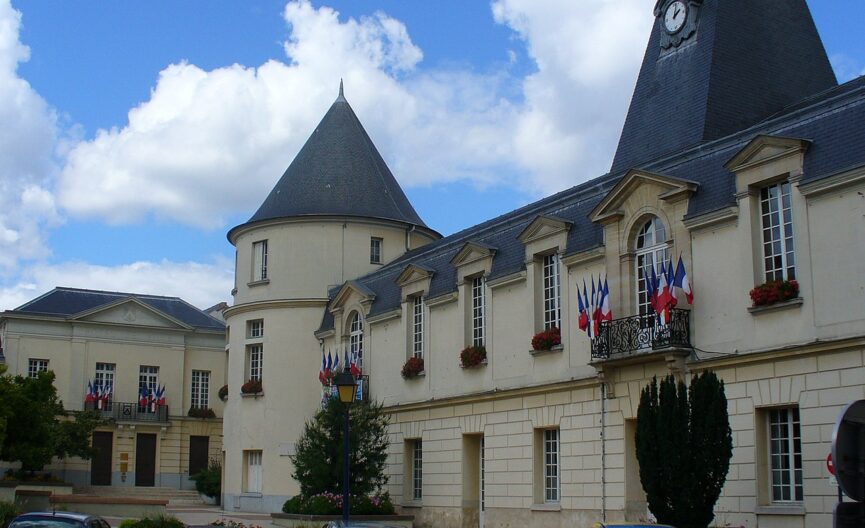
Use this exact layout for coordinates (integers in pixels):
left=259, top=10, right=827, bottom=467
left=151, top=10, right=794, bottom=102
left=674, top=255, right=694, bottom=304
left=325, top=351, right=333, bottom=378
left=139, top=384, right=149, bottom=407
left=85, top=380, right=96, bottom=404
left=333, top=349, right=340, bottom=373
left=319, top=352, right=327, bottom=384
left=577, top=281, right=589, bottom=332
left=601, top=277, right=612, bottom=322
left=647, top=262, right=659, bottom=313
left=149, top=387, right=157, bottom=412
left=156, top=385, right=166, bottom=407
left=95, top=382, right=105, bottom=410
left=100, top=382, right=112, bottom=409
left=666, top=259, right=678, bottom=310
left=350, top=350, right=362, bottom=377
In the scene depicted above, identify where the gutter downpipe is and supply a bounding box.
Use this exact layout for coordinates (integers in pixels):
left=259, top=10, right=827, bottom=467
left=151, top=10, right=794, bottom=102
left=600, top=381, right=607, bottom=522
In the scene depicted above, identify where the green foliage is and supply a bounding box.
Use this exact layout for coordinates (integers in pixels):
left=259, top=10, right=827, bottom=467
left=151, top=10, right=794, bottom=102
left=0, top=370, right=104, bottom=472
left=281, top=492, right=394, bottom=515
left=636, top=372, right=733, bottom=528
left=190, top=458, right=221, bottom=498
left=116, top=515, right=184, bottom=528
left=291, top=397, right=389, bottom=498
left=0, top=500, right=20, bottom=528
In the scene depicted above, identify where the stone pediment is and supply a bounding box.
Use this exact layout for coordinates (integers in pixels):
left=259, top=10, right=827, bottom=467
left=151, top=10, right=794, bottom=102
left=330, top=280, right=376, bottom=312
left=724, top=135, right=811, bottom=173
left=396, top=264, right=435, bottom=288
left=450, top=241, right=497, bottom=268
left=517, top=215, right=572, bottom=245
left=590, top=169, right=698, bottom=224
left=71, top=298, right=191, bottom=330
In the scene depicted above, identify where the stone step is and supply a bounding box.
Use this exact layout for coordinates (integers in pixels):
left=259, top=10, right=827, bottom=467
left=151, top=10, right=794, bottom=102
left=73, top=486, right=204, bottom=503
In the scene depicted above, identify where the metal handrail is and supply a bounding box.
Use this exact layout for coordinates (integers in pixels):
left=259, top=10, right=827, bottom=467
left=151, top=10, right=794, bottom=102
left=84, top=400, right=170, bottom=422
left=591, top=308, right=691, bottom=360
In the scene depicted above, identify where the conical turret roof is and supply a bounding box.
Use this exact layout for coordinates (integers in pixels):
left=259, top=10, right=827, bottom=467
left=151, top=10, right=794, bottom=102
left=230, top=83, right=434, bottom=241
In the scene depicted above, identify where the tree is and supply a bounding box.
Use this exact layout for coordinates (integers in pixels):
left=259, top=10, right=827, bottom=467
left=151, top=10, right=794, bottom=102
left=291, top=396, right=390, bottom=497
left=636, top=371, right=733, bottom=528
left=0, top=370, right=104, bottom=473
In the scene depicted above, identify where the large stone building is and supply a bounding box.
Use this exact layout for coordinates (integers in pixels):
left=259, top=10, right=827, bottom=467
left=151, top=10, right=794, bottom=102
left=0, top=287, right=226, bottom=490
left=223, top=1, right=865, bottom=526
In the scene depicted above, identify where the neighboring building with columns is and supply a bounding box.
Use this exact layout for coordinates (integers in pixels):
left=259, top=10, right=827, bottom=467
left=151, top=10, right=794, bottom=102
left=224, top=1, right=865, bottom=526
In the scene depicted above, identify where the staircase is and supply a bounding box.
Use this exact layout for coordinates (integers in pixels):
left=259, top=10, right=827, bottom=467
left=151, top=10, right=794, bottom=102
left=73, top=486, right=207, bottom=506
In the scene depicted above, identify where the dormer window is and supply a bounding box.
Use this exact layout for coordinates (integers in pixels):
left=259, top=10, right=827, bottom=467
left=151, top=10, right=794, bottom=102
left=760, top=182, right=795, bottom=282
left=635, top=216, right=670, bottom=315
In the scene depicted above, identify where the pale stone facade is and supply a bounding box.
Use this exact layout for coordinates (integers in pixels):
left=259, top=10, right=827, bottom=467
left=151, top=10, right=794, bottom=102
left=0, top=289, right=226, bottom=490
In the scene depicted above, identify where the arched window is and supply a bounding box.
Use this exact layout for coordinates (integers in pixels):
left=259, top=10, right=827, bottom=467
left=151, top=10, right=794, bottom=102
left=349, top=312, right=364, bottom=368
left=635, top=216, right=670, bottom=315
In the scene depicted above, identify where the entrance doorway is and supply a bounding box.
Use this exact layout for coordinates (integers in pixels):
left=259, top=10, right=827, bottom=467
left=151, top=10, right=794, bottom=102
left=135, top=433, right=157, bottom=487
left=462, top=435, right=485, bottom=527
left=90, top=431, right=113, bottom=485
left=189, top=436, right=209, bottom=477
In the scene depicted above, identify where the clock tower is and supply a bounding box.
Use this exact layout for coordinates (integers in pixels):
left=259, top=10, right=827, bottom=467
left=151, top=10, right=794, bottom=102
left=611, top=0, right=836, bottom=175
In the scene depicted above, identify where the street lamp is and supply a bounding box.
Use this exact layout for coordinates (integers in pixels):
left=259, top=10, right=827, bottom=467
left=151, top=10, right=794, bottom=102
left=334, top=367, right=358, bottom=522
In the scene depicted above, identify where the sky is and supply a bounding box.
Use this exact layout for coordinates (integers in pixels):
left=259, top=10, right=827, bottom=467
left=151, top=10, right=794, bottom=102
left=0, top=0, right=863, bottom=312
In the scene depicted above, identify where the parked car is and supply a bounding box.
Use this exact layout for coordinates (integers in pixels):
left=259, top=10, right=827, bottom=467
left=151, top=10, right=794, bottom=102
left=321, top=522, right=404, bottom=528
left=8, top=512, right=111, bottom=528
left=592, top=524, right=676, bottom=528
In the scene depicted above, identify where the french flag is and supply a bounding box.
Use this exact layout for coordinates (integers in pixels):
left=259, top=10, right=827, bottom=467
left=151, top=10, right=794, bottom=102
left=666, top=259, right=678, bottom=310
left=139, top=384, right=149, bottom=407
left=156, top=385, right=166, bottom=407
left=350, top=350, right=362, bottom=377
left=319, top=352, right=327, bottom=384
left=601, top=276, right=612, bottom=322
left=647, top=262, right=659, bottom=313
left=325, top=351, right=333, bottom=378
left=333, top=349, right=340, bottom=373
left=577, top=280, right=589, bottom=332
left=674, top=256, right=694, bottom=304
left=85, top=380, right=96, bottom=404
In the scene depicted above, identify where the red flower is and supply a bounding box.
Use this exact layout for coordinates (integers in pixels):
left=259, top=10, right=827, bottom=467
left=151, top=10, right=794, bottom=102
left=460, top=345, right=487, bottom=368
left=749, top=280, right=799, bottom=307
left=531, top=327, right=561, bottom=351
left=401, top=357, right=425, bottom=379
left=241, top=379, right=263, bottom=394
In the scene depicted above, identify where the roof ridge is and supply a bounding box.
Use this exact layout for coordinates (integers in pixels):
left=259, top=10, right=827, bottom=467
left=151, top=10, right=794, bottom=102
left=54, top=286, right=183, bottom=301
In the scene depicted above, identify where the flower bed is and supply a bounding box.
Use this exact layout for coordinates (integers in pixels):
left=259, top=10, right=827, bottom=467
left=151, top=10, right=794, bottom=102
left=460, top=345, right=487, bottom=368
left=531, top=326, right=561, bottom=351
left=241, top=379, right=263, bottom=394
left=749, top=279, right=799, bottom=307
left=282, top=492, right=395, bottom=516
left=401, top=357, right=424, bottom=379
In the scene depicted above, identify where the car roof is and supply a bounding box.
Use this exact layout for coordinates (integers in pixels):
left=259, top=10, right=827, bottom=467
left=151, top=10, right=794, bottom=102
left=14, top=512, right=96, bottom=522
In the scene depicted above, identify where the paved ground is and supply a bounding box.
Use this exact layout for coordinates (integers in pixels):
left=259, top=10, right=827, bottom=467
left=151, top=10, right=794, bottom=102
left=103, top=505, right=277, bottom=528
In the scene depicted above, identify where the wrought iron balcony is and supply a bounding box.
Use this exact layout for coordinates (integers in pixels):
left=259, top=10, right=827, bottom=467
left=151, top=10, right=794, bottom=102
left=591, top=308, right=692, bottom=360
left=84, top=401, right=170, bottom=423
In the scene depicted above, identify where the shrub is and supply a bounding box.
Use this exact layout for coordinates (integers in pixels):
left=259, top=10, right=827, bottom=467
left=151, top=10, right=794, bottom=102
left=281, top=492, right=395, bottom=515
left=531, top=326, right=561, bottom=350
left=0, top=501, right=19, bottom=528
left=190, top=458, right=221, bottom=498
left=240, top=379, right=262, bottom=394
left=217, top=385, right=228, bottom=401
left=187, top=407, right=216, bottom=419
left=118, top=515, right=185, bottom=528
left=400, top=357, right=424, bottom=379
left=749, top=279, right=798, bottom=306
left=459, top=345, right=487, bottom=368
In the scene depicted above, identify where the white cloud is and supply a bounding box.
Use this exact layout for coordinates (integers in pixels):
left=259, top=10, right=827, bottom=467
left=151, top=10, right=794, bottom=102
left=0, top=0, right=61, bottom=270
left=0, top=257, right=234, bottom=312
left=57, top=0, right=652, bottom=226
left=830, top=53, right=865, bottom=83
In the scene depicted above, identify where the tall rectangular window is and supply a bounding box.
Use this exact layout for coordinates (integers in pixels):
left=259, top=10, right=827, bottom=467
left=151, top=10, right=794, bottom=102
left=95, top=363, right=116, bottom=408
left=28, top=358, right=49, bottom=378
left=543, top=429, right=560, bottom=503
left=247, top=344, right=263, bottom=381
left=542, top=254, right=561, bottom=329
left=412, top=440, right=423, bottom=500
left=244, top=450, right=263, bottom=493
left=139, top=365, right=159, bottom=411
left=769, top=408, right=803, bottom=502
left=760, top=182, right=795, bottom=282
left=247, top=319, right=264, bottom=338
left=471, top=276, right=486, bottom=347
left=252, top=240, right=268, bottom=281
left=370, top=237, right=382, bottom=264
left=412, top=296, right=425, bottom=359
left=191, top=370, right=210, bottom=409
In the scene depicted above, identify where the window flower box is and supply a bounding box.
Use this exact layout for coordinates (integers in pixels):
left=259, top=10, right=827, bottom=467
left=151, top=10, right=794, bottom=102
left=241, top=379, right=263, bottom=395
left=531, top=326, right=561, bottom=351
left=187, top=407, right=216, bottom=418
left=460, top=345, right=487, bottom=368
left=401, top=357, right=424, bottom=379
left=749, top=280, right=799, bottom=307
left=218, top=384, right=229, bottom=402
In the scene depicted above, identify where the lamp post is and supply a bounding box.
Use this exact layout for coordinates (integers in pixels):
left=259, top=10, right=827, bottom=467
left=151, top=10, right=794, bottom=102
left=335, top=367, right=358, bottom=522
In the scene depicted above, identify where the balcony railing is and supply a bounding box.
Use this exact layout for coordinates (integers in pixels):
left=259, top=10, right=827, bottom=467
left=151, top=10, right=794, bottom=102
left=591, top=308, right=691, bottom=360
left=84, top=401, right=169, bottom=423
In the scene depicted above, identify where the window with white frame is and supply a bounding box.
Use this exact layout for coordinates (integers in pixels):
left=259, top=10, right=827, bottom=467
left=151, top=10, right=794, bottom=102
left=411, top=440, right=423, bottom=500
left=412, top=296, right=425, bottom=359
left=191, top=370, right=210, bottom=409
left=252, top=240, right=268, bottom=281
left=768, top=407, right=803, bottom=502
left=28, top=359, right=49, bottom=378
left=542, top=254, right=561, bottom=329
left=95, top=363, right=115, bottom=406
left=471, top=276, right=486, bottom=347
left=349, top=312, right=363, bottom=368
left=635, top=216, right=671, bottom=315
left=247, top=319, right=264, bottom=338
left=246, top=344, right=263, bottom=381
left=244, top=450, right=263, bottom=493
left=543, top=429, right=560, bottom=503
left=370, top=237, right=382, bottom=264
left=139, top=365, right=159, bottom=411
left=760, top=182, right=795, bottom=282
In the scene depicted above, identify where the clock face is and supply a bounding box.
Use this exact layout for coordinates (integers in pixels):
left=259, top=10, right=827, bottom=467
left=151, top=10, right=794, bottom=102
left=664, top=1, right=687, bottom=34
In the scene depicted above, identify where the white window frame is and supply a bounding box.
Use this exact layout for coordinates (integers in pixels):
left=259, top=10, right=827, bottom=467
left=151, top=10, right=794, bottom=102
left=247, top=319, right=264, bottom=339
left=412, top=296, right=425, bottom=359
left=252, top=240, right=268, bottom=281
left=543, top=428, right=560, bottom=503
left=542, top=254, right=561, bottom=330
left=244, top=450, right=263, bottom=493
left=471, top=276, right=486, bottom=347
left=768, top=407, right=803, bottom=503
left=247, top=344, right=263, bottom=381
left=191, top=370, right=210, bottom=409
left=370, top=237, right=383, bottom=264
left=95, top=362, right=116, bottom=407
left=635, top=216, right=671, bottom=316
left=349, top=312, right=363, bottom=368
left=760, top=182, right=796, bottom=282
left=412, top=440, right=423, bottom=500
left=28, top=358, right=49, bottom=378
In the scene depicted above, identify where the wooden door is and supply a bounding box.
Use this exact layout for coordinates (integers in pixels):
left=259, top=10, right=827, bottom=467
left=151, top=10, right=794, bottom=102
left=90, top=431, right=113, bottom=485
left=135, top=433, right=157, bottom=486
left=189, top=436, right=210, bottom=477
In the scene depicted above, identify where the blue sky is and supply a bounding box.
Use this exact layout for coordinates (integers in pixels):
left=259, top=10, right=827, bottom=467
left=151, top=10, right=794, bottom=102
left=1, top=0, right=863, bottom=310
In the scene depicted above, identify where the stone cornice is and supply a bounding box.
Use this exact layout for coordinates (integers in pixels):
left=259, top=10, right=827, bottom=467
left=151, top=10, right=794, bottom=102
left=224, top=298, right=329, bottom=318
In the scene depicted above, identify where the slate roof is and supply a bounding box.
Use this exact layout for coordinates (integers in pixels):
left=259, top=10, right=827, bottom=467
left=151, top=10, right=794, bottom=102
left=6, top=287, right=225, bottom=332
left=318, top=74, right=865, bottom=333
left=610, top=0, right=836, bottom=175
left=229, top=84, right=435, bottom=241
